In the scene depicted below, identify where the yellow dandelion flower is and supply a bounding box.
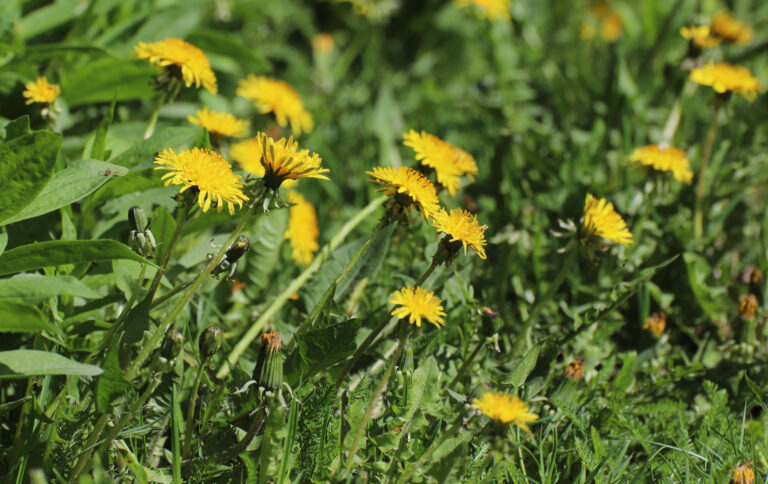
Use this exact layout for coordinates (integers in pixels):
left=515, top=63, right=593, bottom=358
left=680, top=25, right=721, bottom=48
left=690, top=62, right=762, bottom=101
left=313, top=33, right=335, bottom=53
left=237, top=76, right=314, bottom=135
left=23, top=77, right=60, bottom=105
left=601, top=13, right=621, bottom=42
left=455, top=0, right=510, bottom=21
left=389, top=286, right=446, bottom=328
left=582, top=194, right=632, bottom=247
left=711, top=11, right=752, bottom=45
left=739, top=294, right=758, bottom=319
left=629, top=144, right=693, bottom=183
left=643, top=312, right=667, bottom=338
left=366, top=166, right=441, bottom=220
left=253, top=132, right=329, bottom=189
left=403, top=130, right=463, bottom=195
left=564, top=359, right=585, bottom=380
left=472, top=392, right=539, bottom=433
left=132, top=38, right=217, bottom=94
left=431, top=208, right=487, bottom=259
left=154, top=148, right=247, bottom=215
left=285, top=191, right=319, bottom=266
left=452, top=145, right=479, bottom=181
left=730, top=462, right=755, bottom=484
left=187, top=107, right=248, bottom=138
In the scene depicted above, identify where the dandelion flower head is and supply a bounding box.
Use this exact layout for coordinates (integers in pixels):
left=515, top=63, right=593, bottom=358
left=237, top=76, right=314, bottom=135
left=690, top=62, right=762, bottom=101
left=472, top=393, right=539, bottom=433
left=313, top=33, right=335, bottom=53
left=285, top=191, right=319, bottom=266
left=133, top=38, right=217, bottom=94
left=643, top=312, right=667, bottom=338
left=452, top=145, right=479, bottom=181
left=431, top=208, right=487, bottom=260
left=582, top=194, right=633, bottom=247
left=367, top=166, right=441, bottom=220
left=253, top=132, right=328, bottom=189
left=739, top=294, right=758, bottom=320
left=154, top=148, right=247, bottom=215
left=730, top=462, right=755, bottom=484
left=629, top=144, right=693, bottom=183
left=403, top=130, right=463, bottom=195
left=711, top=10, right=753, bottom=45
left=188, top=107, right=248, bottom=138
left=390, top=286, right=446, bottom=328
left=23, top=77, right=60, bottom=105
left=454, top=0, right=510, bottom=21
left=565, top=359, right=585, bottom=380
left=680, top=25, right=721, bottom=48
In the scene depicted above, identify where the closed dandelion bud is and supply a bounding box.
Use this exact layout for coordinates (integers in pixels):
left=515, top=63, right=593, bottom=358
left=199, top=326, right=223, bottom=362
left=399, top=343, right=414, bottom=373
left=161, top=329, right=185, bottom=364
left=127, top=206, right=157, bottom=258
left=739, top=294, right=758, bottom=320
left=212, top=235, right=250, bottom=279
left=252, top=332, right=283, bottom=391
left=564, top=359, right=585, bottom=381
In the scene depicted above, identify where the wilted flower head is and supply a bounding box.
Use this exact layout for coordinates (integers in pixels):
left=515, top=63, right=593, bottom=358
left=285, top=191, right=319, bottom=266
left=390, top=286, right=446, bottom=328
left=431, top=208, right=488, bottom=260
left=742, top=266, right=763, bottom=285
left=23, top=77, right=60, bottom=105
left=710, top=11, right=753, bottom=45
left=643, top=312, right=667, bottom=338
left=582, top=194, right=633, bottom=247
left=454, top=0, right=510, bottom=21
left=254, top=132, right=329, bottom=190
left=629, top=144, right=693, bottom=183
left=680, top=25, right=721, bottom=49
left=154, top=148, right=247, bottom=215
left=237, top=76, right=313, bottom=135
left=730, top=462, right=755, bottom=484
left=739, top=294, right=758, bottom=320
left=133, top=38, right=217, bottom=94
left=690, top=62, right=762, bottom=101
left=188, top=107, right=248, bottom=138
left=565, top=359, right=585, bottom=380
left=253, top=332, right=283, bottom=391
left=367, top=166, right=441, bottom=221
left=472, top=392, right=539, bottom=433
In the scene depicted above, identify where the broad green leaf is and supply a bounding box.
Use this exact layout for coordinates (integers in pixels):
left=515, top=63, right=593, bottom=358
left=0, top=275, right=100, bottom=304
left=1, top=160, right=128, bottom=225
left=336, top=224, right=394, bottom=301
left=88, top=95, right=117, bottom=161
left=611, top=352, right=637, bottom=393
left=152, top=207, right=177, bottom=263
left=187, top=28, right=271, bottom=71
left=0, top=299, right=57, bottom=333
left=190, top=128, right=211, bottom=149
left=0, top=131, right=61, bottom=224
left=246, top=209, right=289, bottom=289
left=60, top=58, right=155, bottom=107
left=683, top=252, right=728, bottom=319
left=0, top=350, right=102, bottom=379
left=96, top=341, right=130, bottom=413
left=86, top=168, right=163, bottom=210
left=122, top=296, right=151, bottom=345
left=18, top=0, right=82, bottom=39
left=3, top=115, right=31, bottom=140
left=284, top=318, right=362, bottom=385
left=503, top=344, right=540, bottom=387
left=0, top=233, right=7, bottom=256
left=0, top=240, right=151, bottom=276
left=108, top=127, right=198, bottom=167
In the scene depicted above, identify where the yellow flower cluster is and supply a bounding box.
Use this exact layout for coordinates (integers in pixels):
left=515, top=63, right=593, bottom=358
left=629, top=144, right=693, bottom=183
left=690, top=62, right=762, bottom=101
left=454, top=0, right=510, bottom=21
left=580, top=1, right=621, bottom=43
left=285, top=191, right=319, bottom=266
left=431, top=208, right=487, bottom=259
left=23, top=77, right=60, bottom=105
left=710, top=10, right=752, bottom=45
left=403, top=130, right=477, bottom=196
left=472, top=392, right=539, bottom=433
left=390, top=286, right=446, bottom=328
left=582, top=194, right=633, bottom=247
left=188, top=107, right=248, bottom=138
left=680, top=25, right=721, bottom=49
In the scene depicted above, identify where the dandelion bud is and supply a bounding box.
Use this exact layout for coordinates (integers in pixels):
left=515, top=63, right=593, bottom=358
left=399, top=343, right=414, bottom=373
left=730, top=461, right=755, bottom=484
left=199, top=326, right=223, bottom=362
left=128, top=206, right=156, bottom=258
left=742, top=266, right=763, bottom=286
left=564, top=359, right=585, bottom=381
left=161, top=329, right=185, bottom=362
left=252, top=332, right=283, bottom=391
left=212, top=236, right=250, bottom=279
left=643, top=312, right=667, bottom=338
left=739, top=294, right=759, bottom=320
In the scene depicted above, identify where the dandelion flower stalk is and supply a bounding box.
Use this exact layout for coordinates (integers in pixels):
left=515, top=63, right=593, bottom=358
left=693, top=103, right=721, bottom=238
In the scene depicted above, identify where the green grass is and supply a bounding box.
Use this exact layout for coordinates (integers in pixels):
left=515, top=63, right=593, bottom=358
left=1, top=0, right=767, bottom=482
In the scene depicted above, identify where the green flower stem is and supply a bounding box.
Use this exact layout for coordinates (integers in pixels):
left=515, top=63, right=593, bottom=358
left=446, top=336, right=487, bottom=391
left=513, top=246, right=578, bottom=354
left=693, top=103, right=721, bottom=238
left=68, top=413, right=109, bottom=482
left=181, top=364, right=206, bottom=458
left=414, top=259, right=438, bottom=287
left=143, top=90, right=168, bottom=140
left=344, top=328, right=409, bottom=475
left=151, top=279, right=194, bottom=310
left=128, top=209, right=254, bottom=382
left=147, top=206, right=190, bottom=300
left=216, top=196, right=387, bottom=380
left=628, top=184, right=655, bottom=254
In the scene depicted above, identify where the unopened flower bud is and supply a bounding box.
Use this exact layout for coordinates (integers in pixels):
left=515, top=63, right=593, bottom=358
left=212, top=236, right=250, bottom=279
left=564, top=359, right=585, bottom=381
left=128, top=206, right=149, bottom=233
left=199, top=326, right=223, bottom=362
left=399, top=343, right=414, bottom=373
left=252, top=332, right=283, bottom=391
left=739, top=294, right=759, bottom=320
left=161, top=329, right=185, bottom=364
left=128, top=206, right=157, bottom=258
